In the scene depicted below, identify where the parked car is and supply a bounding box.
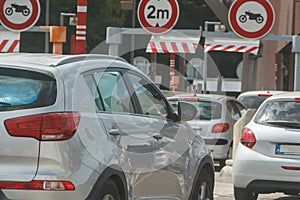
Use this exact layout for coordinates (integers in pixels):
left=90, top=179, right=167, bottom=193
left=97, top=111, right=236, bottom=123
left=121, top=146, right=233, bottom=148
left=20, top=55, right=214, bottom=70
left=233, top=92, right=300, bottom=199
left=0, top=53, right=215, bottom=200
left=168, top=94, right=247, bottom=168
left=237, top=90, right=286, bottom=109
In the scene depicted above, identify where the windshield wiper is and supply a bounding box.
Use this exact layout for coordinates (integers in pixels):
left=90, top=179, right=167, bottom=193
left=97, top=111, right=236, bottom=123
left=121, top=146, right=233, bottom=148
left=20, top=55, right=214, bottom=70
left=266, top=121, right=300, bottom=129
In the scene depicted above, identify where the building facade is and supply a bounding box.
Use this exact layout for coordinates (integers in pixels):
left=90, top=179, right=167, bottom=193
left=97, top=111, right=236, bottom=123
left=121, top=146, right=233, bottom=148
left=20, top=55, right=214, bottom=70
left=205, top=0, right=300, bottom=91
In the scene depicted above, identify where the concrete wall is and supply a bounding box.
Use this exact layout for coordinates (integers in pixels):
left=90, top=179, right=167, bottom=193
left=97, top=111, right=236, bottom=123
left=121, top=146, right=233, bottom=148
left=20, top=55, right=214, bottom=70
left=254, top=0, right=294, bottom=90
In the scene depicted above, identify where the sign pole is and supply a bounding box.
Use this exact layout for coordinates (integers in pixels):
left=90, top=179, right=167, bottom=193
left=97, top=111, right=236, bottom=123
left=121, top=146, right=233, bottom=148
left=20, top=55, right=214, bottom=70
left=76, top=0, right=87, bottom=54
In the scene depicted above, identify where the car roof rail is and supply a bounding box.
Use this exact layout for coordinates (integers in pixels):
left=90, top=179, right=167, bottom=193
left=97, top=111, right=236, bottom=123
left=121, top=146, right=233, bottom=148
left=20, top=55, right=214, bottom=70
left=56, top=54, right=127, bottom=66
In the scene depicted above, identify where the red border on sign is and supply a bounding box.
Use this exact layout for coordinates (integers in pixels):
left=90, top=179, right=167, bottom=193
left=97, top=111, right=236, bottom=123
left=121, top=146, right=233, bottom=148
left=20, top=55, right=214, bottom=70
left=0, top=0, right=40, bottom=31
left=138, top=0, right=179, bottom=35
left=229, top=0, right=275, bottom=39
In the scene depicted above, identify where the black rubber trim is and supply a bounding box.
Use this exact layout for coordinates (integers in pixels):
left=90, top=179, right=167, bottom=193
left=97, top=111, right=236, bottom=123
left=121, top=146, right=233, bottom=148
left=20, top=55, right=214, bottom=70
left=204, top=139, right=228, bottom=145
left=247, top=180, right=300, bottom=194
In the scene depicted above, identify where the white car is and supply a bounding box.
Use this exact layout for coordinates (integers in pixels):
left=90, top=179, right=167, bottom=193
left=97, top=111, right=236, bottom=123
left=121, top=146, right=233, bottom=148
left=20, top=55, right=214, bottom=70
left=237, top=90, right=285, bottom=109
left=233, top=92, right=300, bottom=199
left=168, top=94, right=247, bottom=168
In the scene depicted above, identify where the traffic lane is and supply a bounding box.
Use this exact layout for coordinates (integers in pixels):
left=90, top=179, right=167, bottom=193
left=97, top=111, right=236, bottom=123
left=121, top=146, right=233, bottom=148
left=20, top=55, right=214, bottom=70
left=214, top=171, right=300, bottom=200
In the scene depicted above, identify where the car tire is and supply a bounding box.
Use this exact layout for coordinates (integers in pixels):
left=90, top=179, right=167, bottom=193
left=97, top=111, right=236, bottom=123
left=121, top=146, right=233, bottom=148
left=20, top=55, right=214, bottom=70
left=193, top=169, right=214, bottom=200
left=98, top=179, right=121, bottom=200
left=234, top=187, right=258, bottom=200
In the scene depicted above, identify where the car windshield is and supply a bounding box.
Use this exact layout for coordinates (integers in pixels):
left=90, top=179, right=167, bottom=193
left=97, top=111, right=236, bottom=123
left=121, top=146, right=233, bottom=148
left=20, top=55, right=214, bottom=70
left=0, top=68, right=57, bottom=111
left=238, top=95, right=269, bottom=109
left=254, top=100, right=300, bottom=128
left=170, top=99, right=222, bottom=120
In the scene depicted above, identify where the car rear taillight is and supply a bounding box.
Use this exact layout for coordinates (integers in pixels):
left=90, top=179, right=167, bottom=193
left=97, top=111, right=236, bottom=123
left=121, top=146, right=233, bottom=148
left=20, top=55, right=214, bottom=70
left=212, top=123, right=230, bottom=133
left=0, top=180, right=75, bottom=190
left=295, top=98, right=300, bottom=101
left=4, top=112, right=80, bottom=141
left=241, top=128, right=256, bottom=149
left=281, top=166, right=300, bottom=171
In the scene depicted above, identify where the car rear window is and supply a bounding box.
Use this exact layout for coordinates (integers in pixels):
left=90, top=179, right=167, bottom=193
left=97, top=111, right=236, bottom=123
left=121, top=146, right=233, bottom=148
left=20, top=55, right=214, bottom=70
left=254, top=100, right=300, bottom=128
left=169, top=100, right=222, bottom=120
left=0, top=67, right=57, bottom=111
left=238, top=96, right=269, bottom=109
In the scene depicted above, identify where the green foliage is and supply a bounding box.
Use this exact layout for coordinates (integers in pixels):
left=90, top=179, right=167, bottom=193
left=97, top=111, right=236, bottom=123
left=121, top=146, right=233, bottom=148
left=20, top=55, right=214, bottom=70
left=175, top=0, right=218, bottom=29
left=87, top=0, right=125, bottom=51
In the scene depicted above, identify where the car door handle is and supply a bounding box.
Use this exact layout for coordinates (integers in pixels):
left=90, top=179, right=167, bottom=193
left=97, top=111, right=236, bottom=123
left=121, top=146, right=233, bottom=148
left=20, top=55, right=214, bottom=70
left=109, top=128, right=121, bottom=136
left=153, top=133, right=163, bottom=140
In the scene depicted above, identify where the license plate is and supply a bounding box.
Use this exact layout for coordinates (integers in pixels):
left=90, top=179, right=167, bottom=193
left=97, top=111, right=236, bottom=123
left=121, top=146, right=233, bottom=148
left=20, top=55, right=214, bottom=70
left=276, top=144, right=300, bottom=155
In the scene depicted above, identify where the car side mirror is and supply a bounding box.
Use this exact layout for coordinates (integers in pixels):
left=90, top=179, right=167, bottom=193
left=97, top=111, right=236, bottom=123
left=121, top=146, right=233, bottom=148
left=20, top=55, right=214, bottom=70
left=177, top=101, right=198, bottom=121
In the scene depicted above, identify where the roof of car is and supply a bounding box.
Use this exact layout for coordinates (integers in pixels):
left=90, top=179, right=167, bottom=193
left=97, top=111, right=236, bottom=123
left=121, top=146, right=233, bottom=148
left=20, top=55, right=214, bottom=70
left=0, top=53, right=126, bottom=67
left=265, top=92, right=300, bottom=100
left=237, top=90, right=286, bottom=98
left=168, top=93, right=235, bottom=101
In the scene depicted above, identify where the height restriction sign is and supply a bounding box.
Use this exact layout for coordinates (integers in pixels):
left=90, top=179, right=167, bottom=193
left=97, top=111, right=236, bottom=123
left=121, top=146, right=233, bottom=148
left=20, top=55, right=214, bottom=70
left=228, top=0, right=275, bottom=39
left=138, top=0, right=179, bottom=35
left=0, top=0, right=41, bottom=32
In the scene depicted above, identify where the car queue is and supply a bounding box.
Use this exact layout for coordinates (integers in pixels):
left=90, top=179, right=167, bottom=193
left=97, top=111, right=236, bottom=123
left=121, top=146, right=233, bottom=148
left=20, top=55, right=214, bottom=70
left=1, top=52, right=299, bottom=200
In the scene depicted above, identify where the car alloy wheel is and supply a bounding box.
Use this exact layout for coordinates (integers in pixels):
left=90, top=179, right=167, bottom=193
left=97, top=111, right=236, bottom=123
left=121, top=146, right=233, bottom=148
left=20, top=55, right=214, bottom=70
left=198, top=181, right=211, bottom=200
left=103, top=194, right=115, bottom=200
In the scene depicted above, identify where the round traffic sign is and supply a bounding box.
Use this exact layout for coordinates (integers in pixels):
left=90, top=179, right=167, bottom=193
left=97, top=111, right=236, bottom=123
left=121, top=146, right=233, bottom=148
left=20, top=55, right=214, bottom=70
left=138, top=0, right=179, bottom=35
left=228, top=0, right=275, bottom=39
left=0, top=0, right=40, bottom=32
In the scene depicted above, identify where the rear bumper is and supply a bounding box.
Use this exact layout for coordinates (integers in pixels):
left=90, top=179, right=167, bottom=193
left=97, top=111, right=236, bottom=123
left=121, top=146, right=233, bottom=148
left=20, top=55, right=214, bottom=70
left=233, top=143, right=300, bottom=192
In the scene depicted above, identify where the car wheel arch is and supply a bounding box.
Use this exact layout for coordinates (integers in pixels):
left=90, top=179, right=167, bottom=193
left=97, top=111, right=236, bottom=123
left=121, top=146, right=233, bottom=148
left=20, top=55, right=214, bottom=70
left=86, top=165, right=128, bottom=200
left=189, top=155, right=215, bottom=200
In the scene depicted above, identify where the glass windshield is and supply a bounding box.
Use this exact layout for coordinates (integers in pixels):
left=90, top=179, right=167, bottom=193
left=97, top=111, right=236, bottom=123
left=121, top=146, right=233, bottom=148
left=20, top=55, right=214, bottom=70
left=254, top=100, right=300, bottom=128
left=0, top=67, right=56, bottom=111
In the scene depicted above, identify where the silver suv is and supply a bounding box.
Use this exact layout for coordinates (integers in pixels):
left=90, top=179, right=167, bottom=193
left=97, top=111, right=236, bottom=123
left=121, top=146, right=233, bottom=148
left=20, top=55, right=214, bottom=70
left=0, top=53, right=214, bottom=200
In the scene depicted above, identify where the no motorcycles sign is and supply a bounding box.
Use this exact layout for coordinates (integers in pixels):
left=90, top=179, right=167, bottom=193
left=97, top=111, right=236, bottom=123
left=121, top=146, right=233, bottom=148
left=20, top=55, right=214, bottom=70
left=0, top=0, right=41, bottom=32
left=228, top=0, right=275, bottom=39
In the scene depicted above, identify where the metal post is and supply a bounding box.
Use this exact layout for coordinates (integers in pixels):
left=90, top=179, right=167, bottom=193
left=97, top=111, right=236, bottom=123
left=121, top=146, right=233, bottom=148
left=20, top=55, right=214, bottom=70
left=203, top=50, right=208, bottom=94
left=130, top=0, right=136, bottom=64
left=106, top=27, right=123, bottom=56
left=203, top=22, right=222, bottom=94
left=150, top=53, right=157, bottom=82
left=45, top=0, right=49, bottom=53
left=292, top=35, right=300, bottom=91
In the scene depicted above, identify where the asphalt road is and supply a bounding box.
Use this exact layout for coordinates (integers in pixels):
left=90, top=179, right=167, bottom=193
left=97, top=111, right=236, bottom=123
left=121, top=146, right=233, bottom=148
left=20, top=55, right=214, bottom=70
left=214, top=168, right=300, bottom=200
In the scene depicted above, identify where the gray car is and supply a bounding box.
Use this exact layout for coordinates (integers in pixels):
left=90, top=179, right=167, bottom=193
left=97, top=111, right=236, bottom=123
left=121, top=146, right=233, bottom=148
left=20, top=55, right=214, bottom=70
left=0, top=53, right=214, bottom=200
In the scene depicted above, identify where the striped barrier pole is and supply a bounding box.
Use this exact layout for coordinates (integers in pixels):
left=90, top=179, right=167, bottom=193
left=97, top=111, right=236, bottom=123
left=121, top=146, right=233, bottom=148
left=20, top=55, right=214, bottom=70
left=76, top=0, right=87, bottom=54
left=170, top=53, right=175, bottom=91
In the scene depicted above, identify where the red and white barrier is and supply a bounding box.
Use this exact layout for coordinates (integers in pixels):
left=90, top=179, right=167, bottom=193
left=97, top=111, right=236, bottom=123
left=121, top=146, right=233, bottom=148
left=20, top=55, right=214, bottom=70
left=146, top=34, right=201, bottom=54
left=0, top=31, right=20, bottom=52
left=204, top=37, right=260, bottom=55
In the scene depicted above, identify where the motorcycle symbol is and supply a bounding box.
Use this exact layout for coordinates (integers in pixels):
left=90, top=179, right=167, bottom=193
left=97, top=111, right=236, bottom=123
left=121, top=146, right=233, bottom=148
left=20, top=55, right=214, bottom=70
left=239, top=11, right=264, bottom=24
left=5, top=3, right=31, bottom=16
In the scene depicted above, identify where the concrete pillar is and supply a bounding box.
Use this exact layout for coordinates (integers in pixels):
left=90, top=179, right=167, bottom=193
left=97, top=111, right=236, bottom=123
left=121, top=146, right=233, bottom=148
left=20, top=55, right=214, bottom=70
left=292, top=35, right=300, bottom=91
